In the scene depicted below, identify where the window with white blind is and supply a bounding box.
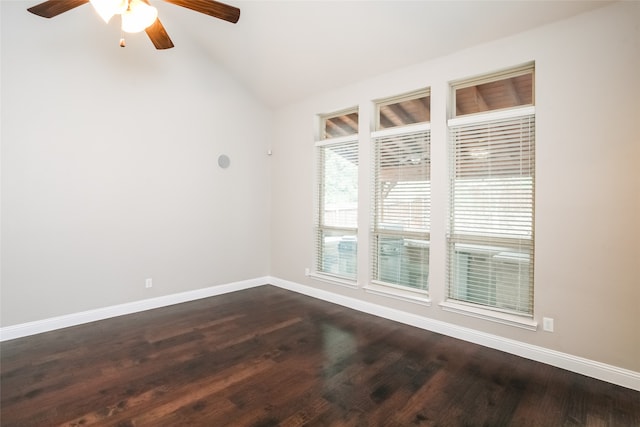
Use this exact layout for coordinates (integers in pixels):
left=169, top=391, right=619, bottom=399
left=370, top=90, right=431, bottom=299
left=314, top=109, right=359, bottom=282
left=446, top=66, right=535, bottom=322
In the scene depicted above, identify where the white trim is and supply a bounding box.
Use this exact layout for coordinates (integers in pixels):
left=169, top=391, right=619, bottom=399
left=315, top=134, right=358, bottom=147
left=364, top=282, right=431, bottom=306
left=448, top=105, right=535, bottom=127
left=268, top=277, right=640, bottom=391
left=308, top=272, right=359, bottom=289
left=371, top=122, right=430, bottom=139
left=0, top=277, right=267, bottom=342
left=452, top=64, right=534, bottom=92
left=439, top=301, right=537, bottom=331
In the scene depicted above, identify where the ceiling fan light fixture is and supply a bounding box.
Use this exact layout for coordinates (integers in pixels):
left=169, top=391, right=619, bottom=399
left=121, top=0, right=158, bottom=33
left=90, top=0, right=126, bottom=23
left=27, top=0, right=240, bottom=50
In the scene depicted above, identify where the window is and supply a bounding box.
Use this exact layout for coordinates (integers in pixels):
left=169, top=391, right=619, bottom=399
left=314, top=109, right=359, bottom=282
left=446, top=65, right=535, bottom=320
left=370, top=91, right=430, bottom=298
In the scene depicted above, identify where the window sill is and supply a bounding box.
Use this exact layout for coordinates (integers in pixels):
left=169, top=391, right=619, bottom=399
left=439, top=301, right=538, bottom=331
left=364, top=282, right=431, bottom=306
left=308, top=272, right=358, bottom=289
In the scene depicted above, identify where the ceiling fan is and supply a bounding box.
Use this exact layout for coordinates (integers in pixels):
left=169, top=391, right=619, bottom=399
left=27, top=0, right=240, bottom=49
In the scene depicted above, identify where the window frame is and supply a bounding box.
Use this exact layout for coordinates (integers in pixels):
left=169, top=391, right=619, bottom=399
left=376, top=89, right=431, bottom=130
left=443, top=65, right=537, bottom=329
left=452, top=65, right=535, bottom=119
left=312, top=108, right=360, bottom=287
left=366, top=90, right=432, bottom=304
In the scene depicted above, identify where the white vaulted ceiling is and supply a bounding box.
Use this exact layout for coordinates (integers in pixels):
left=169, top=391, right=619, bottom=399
left=14, top=0, right=613, bottom=107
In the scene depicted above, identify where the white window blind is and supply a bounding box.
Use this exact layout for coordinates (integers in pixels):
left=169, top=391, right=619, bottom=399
left=372, top=124, right=430, bottom=292
left=315, top=136, right=359, bottom=281
left=447, top=107, right=535, bottom=316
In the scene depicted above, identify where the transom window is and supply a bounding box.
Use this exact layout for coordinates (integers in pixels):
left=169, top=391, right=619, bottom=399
left=377, top=92, right=430, bottom=129
left=323, top=110, right=359, bottom=139
left=453, top=67, right=534, bottom=117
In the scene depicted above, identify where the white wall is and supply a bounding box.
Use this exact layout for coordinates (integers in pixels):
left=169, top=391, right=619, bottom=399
left=1, top=2, right=272, bottom=325
left=271, top=1, right=640, bottom=372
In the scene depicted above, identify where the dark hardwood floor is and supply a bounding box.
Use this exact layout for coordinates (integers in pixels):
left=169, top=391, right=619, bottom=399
left=1, top=285, right=638, bottom=426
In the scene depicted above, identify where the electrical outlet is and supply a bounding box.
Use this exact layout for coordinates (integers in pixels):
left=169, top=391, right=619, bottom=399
left=145, top=278, right=153, bottom=288
left=305, top=268, right=310, bottom=276
left=543, top=317, right=554, bottom=332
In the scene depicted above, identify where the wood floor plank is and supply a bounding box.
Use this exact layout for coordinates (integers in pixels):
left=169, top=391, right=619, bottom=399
left=1, top=285, right=639, bottom=426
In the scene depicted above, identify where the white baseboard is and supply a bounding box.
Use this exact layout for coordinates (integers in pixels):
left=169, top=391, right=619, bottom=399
left=2, top=275, right=638, bottom=391
left=0, top=277, right=267, bottom=342
left=268, top=276, right=640, bottom=392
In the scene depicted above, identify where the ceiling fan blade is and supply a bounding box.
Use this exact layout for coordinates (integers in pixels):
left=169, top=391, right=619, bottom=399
left=163, top=0, right=240, bottom=23
left=27, top=0, right=89, bottom=18
left=145, top=18, right=175, bottom=49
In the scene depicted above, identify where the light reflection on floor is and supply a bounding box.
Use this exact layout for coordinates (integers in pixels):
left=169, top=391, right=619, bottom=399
left=321, top=323, right=356, bottom=374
